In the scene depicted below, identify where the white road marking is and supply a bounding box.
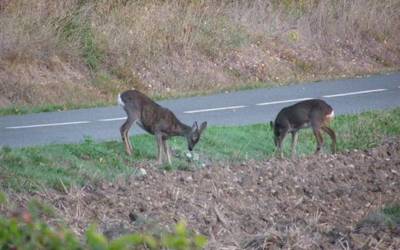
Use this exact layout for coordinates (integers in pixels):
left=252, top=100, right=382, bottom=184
left=184, top=105, right=246, bottom=114
left=3, top=87, right=394, bottom=129
left=6, top=121, right=90, bottom=129
left=98, top=117, right=127, bottom=122
left=256, top=97, right=312, bottom=106
left=323, top=88, right=387, bottom=98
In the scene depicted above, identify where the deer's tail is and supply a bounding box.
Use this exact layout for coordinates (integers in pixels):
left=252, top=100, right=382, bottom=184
left=117, top=93, right=125, bottom=107
left=326, top=109, right=335, bottom=119
left=325, top=109, right=335, bottom=124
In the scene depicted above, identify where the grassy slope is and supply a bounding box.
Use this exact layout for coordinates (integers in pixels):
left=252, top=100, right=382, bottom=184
left=1, top=0, right=399, bottom=113
left=1, top=108, right=400, bottom=192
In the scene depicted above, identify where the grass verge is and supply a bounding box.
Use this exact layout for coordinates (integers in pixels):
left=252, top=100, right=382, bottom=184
left=0, top=102, right=111, bottom=116
left=1, top=108, right=400, bottom=192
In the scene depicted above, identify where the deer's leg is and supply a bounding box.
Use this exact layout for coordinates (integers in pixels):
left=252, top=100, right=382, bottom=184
left=120, top=115, right=136, bottom=155
left=155, top=134, right=164, bottom=164
left=124, top=129, right=133, bottom=153
left=162, top=139, right=172, bottom=165
left=276, top=129, right=288, bottom=159
left=290, top=131, right=299, bottom=159
left=321, top=126, right=336, bottom=153
left=312, top=127, right=324, bottom=154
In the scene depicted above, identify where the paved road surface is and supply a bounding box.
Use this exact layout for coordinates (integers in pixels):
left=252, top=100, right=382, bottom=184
left=1, top=72, right=399, bottom=148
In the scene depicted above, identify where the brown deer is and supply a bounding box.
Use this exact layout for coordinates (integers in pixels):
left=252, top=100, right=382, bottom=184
left=118, top=90, right=207, bottom=164
left=270, top=99, right=336, bottom=158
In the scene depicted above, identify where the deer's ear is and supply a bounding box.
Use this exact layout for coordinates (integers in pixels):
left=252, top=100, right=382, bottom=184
left=199, top=121, right=207, bottom=133
left=192, top=122, right=198, bottom=131
left=270, top=121, right=274, bottom=129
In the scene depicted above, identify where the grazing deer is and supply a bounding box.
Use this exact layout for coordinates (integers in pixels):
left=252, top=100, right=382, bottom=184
left=118, top=90, right=207, bottom=164
left=270, top=99, right=336, bottom=158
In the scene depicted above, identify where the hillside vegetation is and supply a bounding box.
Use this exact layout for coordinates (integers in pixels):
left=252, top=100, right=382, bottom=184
left=1, top=0, right=399, bottom=109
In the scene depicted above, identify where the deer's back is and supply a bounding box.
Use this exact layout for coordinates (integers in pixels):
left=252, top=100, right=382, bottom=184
left=276, top=99, right=333, bottom=129
left=120, top=90, right=181, bottom=135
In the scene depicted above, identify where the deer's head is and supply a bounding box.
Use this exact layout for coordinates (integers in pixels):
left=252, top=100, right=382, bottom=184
left=186, top=121, right=207, bottom=151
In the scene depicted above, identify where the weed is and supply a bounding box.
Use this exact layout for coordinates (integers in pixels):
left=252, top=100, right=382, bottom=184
left=383, top=204, right=400, bottom=227
left=357, top=204, right=400, bottom=232
left=287, top=30, right=300, bottom=43
left=0, top=193, right=207, bottom=250
left=57, top=6, right=103, bottom=71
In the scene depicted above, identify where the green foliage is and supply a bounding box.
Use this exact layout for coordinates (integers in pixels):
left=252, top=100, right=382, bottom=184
left=162, top=221, right=207, bottom=250
left=0, top=194, right=207, bottom=250
left=0, top=192, right=7, bottom=204
left=382, top=204, right=400, bottom=227
left=57, top=6, right=103, bottom=71
left=0, top=197, right=81, bottom=250
left=287, top=30, right=300, bottom=43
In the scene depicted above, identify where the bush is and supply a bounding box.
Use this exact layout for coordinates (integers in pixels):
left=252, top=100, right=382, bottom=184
left=0, top=194, right=207, bottom=250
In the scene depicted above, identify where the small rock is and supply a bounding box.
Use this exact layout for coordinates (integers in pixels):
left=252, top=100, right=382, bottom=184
left=129, top=212, right=138, bottom=222
left=138, top=168, right=147, bottom=176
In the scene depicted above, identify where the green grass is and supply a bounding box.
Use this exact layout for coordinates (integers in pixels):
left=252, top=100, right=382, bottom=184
left=1, top=108, right=400, bottom=192
left=0, top=102, right=111, bottom=116
left=383, top=204, right=400, bottom=226
left=358, top=204, right=400, bottom=230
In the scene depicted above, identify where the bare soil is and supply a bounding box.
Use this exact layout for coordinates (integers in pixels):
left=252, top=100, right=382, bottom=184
left=6, top=139, right=400, bottom=249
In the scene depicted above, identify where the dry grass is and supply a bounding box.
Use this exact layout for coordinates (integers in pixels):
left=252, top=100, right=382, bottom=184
left=1, top=0, right=399, bottom=108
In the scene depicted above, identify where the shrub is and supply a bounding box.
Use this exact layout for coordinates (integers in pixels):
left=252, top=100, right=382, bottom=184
left=56, top=4, right=103, bottom=71
left=0, top=194, right=207, bottom=250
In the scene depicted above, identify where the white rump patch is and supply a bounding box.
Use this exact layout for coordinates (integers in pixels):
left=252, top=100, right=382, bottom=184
left=117, top=93, right=125, bottom=107
left=326, top=110, right=335, bottom=118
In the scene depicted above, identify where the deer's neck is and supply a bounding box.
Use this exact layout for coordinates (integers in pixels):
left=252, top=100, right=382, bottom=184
left=175, top=120, right=192, bottom=137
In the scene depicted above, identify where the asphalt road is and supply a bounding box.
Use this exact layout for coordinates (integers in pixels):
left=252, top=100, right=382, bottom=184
left=1, top=72, right=400, bottom=148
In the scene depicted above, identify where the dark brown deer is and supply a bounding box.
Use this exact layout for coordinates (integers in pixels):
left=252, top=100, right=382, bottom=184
left=270, top=99, right=336, bottom=158
left=118, top=90, right=207, bottom=164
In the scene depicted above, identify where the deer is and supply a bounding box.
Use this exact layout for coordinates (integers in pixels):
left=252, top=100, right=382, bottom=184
left=270, top=99, right=336, bottom=159
left=118, top=89, right=207, bottom=165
